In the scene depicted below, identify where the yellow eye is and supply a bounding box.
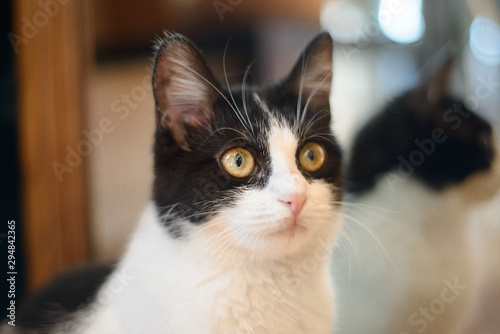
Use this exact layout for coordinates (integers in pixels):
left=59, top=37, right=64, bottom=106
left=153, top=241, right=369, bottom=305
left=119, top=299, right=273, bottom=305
left=221, top=148, right=255, bottom=178
left=299, top=142, right=325, bottom=172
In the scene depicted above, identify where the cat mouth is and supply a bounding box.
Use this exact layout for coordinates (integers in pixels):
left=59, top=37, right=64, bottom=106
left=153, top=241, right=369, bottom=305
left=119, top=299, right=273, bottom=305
left=265, top=218, right=306, bottom=237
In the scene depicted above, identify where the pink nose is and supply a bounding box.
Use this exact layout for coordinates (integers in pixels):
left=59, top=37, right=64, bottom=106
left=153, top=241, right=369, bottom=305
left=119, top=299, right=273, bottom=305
left=279, top=193, right=307, bottom=216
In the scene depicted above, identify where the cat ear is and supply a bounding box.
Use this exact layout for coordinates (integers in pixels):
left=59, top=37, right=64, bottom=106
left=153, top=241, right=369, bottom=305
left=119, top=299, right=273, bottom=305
left=425, top=56, right=454, bottom=105
left=152, top=33, right=221, bottom=150
left=285, top=32, right=333, bottom=110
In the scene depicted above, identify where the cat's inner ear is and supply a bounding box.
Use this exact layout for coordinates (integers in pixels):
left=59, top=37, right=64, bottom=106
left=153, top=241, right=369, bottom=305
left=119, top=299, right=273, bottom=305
left=425, top=56, right=454, bottom=105
left=153, top=34, right=221, bottom=150
left=285, top=32, right=333, bottom=110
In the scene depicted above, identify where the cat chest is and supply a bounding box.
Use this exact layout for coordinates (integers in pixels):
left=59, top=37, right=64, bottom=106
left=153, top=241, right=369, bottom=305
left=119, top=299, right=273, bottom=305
left=94, top=270, right=333, bottom=334
left=199, top=270, right=333, bottom=334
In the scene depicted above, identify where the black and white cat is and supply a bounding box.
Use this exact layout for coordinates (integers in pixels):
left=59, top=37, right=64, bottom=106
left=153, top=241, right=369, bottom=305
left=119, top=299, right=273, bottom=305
left=7, top=32, right=344, bottom=333
left=332, top=58, right=499, bottom=334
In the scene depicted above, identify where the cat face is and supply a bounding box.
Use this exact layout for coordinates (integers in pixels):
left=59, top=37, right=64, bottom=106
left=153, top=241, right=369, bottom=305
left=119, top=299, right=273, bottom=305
left=410, top=96, right=494, bottom=188
left=151, top=32, right=342, bottom=257
left=348, top=58, right=495, bottom=193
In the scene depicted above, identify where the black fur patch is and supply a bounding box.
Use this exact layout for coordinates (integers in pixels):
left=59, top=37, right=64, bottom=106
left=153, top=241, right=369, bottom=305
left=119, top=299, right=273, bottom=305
left=11, top=262, right=113, bottom=333
left=348, top=91, right=494, bottom=193
left=153, top=93, right=273, bottom=225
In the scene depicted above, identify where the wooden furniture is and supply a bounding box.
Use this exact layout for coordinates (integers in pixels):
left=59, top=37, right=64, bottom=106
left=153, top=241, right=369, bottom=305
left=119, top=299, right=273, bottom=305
left=14, top=1, right=92, bottom=290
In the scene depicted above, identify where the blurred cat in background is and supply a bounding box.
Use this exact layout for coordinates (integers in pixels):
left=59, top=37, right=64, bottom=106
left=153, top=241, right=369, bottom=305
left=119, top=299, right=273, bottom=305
left=332, top=57, right=499, bottom=334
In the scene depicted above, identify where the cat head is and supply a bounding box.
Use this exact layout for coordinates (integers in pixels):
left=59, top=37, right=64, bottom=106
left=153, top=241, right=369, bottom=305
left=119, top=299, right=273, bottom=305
left=348, top=57, right=495, bottom=193
left=151, top=32, right=342, bottom=258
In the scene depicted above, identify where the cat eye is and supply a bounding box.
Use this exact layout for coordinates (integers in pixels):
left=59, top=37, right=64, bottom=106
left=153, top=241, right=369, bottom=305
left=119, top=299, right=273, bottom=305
left=299, top=142, right=325, bottom=172
left=221, top=148, right=255, bottom=178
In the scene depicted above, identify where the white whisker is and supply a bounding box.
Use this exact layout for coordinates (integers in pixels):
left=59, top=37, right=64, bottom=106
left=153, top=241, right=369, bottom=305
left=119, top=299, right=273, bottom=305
left=241, top=60, right=257, bottom=136
left=332, top=210, right=399, bottom=274
left=300, top=70, right=331, bottom=125
left=169, top=57, right=247, bottom=134
left=296, top=51, right=307, bottom=122
left=299, top=113, right=330, bottom=139
left=209, top=126, right=249, bottom=141
left=223, top=40, right=252, bottom=133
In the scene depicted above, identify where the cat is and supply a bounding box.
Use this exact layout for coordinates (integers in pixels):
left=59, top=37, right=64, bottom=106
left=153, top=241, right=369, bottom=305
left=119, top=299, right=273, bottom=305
left=332, top=57, right=499, bottom=334
left=5, top=32, right=343, bottom=334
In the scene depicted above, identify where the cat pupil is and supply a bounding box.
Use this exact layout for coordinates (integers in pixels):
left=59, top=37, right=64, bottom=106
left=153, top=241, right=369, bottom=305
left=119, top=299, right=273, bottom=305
left=307, top=149, right=314, bottom=161
left=236, top=154, right=243, bottom=167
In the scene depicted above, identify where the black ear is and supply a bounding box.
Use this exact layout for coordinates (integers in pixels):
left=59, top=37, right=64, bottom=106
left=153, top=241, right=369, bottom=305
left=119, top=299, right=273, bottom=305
left=152, top=32, right=221, bottom=150
left=285, top=32, right=333, bottom=110
left=405, top=55, right=455, bottom=123
left=424, top=56, right=454, bottom=105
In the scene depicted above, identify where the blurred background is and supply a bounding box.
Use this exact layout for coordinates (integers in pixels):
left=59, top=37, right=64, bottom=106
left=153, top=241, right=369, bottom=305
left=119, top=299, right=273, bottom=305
left=1, top=0, right=499, bottom=320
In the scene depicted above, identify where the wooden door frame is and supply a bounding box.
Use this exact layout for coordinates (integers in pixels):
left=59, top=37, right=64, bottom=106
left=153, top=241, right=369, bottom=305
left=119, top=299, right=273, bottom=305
left=14, top=0, right=92, bottom=290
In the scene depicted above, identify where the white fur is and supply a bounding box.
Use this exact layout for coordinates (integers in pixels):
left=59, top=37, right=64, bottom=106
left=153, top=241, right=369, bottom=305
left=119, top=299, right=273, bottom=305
left=456, top=135, right=500, bottom=334
left=460, top=191, right=500, bottom=334
left=332, top=153, right=500, bottom=334
left=72, top=121, right=341, bottom=334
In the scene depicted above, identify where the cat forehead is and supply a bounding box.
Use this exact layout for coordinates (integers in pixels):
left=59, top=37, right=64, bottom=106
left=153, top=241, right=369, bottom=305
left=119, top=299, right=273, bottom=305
left=250, top=91, right=303, bottom=126
left=252, top=92, right=299, bottom=146
left=267, top=120, right=301, bottom=178
left=216, top=88, right=318, bottom=127
left=252, top=92, right=273, bottom=117
left=209, top=88, right=333, bottom=156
